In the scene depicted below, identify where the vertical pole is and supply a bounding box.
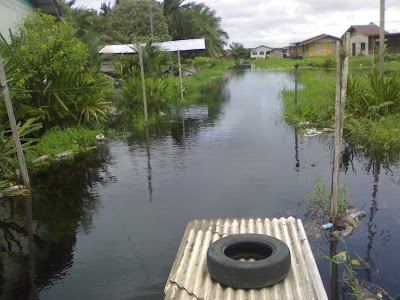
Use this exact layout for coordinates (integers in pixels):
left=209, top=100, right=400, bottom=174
left=138, top=44, right=148, bottom=124
left=149, top=7, right=154, bottom=41
left=294, top=63, right=299, bottom=111
left=379, top=0, right=385, bottom=76
left=0, top=53, right=31, bottom=188
left=177, top=49, right=184, bottom=101
left=330, top=33, right=350, bottom=222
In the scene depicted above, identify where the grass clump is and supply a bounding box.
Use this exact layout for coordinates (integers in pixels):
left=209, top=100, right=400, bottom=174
left=26, top=127, right=103, bottom=164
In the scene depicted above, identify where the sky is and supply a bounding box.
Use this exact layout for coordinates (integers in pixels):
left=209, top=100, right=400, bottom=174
left=73, top=0, right=400, bottom=48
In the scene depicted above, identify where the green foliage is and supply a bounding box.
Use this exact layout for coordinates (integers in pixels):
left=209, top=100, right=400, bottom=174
left=345, top=115, right=400, bottom=162
left=26, top=127, right=102, bottom=162
left=105, top=0, right=170, bottom=43
left=0, top=119, right=42, bottom=176
left=118, top=67, right=179, bottom=115
left=346, top=74, right=400, bottom=119
left=229, top=42, right=249, bottom=60
left=0, top=12, right=111, bottom=130
left=305, top=177, right=350, bottom=219
left=282, top=70, right=336, bottom=126
left=163, top=0, right=228, bottom=57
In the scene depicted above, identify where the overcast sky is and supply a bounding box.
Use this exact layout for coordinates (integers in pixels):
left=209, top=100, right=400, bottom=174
left=73, top=0, right=400, bottom=48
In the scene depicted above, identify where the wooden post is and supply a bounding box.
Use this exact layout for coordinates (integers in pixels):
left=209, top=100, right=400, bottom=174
left=138, top=44, right=148, bottom=124
left=177, top=49, right=184, bottom=101
left=330, top=33, right=350, bottom=222
left=0, top=53, right=31, bottom=188
left=294, top=63, right=299, bottom=111
left=379, top=0, right=385, bottom=76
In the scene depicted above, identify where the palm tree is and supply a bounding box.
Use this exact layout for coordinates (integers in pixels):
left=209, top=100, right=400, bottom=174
left=163, top=0, right=228, bottom=57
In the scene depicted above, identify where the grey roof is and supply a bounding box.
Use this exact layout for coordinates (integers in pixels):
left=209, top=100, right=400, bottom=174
left=31, top=0, right=60, bottom=17
left=164, top=217, right=328, bottom=300
left=98, top=44, right=136, bottom=54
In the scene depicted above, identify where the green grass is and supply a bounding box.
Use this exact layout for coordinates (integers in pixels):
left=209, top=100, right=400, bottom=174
left=26, top=127, right=103, bottom=167
left=282, top=69, right=336, bottom=126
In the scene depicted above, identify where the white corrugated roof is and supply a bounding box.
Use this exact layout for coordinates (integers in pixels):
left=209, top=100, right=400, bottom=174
left=164, top=217, right=328, bottom=300
left=98, top=44, right=136, bottom=54
left=154, top=39, right=206, bottom=51
left=98, top=39, right=205, bottom=54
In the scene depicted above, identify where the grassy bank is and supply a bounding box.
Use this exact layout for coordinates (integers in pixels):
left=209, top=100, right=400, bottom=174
left=281, top=67, right=400, bottom=162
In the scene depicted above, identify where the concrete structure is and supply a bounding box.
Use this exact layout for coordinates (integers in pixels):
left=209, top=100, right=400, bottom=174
left=250, top=45, right=273, bottom=59
left=290, top=34, right=340, bottom=58
left=0, top=0, right=59, bottom=40
left=344, top=23, right=389, bottom=56
left=269, top=48, right=284, bottom=59
left=165, top=217, right=328, bottom=299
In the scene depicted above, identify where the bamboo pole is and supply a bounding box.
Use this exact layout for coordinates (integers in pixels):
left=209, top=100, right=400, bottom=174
left=177, top=49, right=184, bottom=101
left=0, top=53, right=31, bottom=188
left=379, top=0, right=385, bottom=76
left=330, top=33, right=350, bottom=222
left=294, top=63, right=299, bottom=111
left=137, top=44, right=148, bottom=124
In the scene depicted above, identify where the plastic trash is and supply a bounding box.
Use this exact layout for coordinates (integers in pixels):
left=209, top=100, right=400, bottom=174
left=96, top=134, right=106, bottom=141
left=321, top=223, right=333, bottom=230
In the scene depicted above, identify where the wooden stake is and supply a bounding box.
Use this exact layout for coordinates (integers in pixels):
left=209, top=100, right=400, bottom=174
left=138, top=44, right=148, bottom=124
left=379, top=0, right=385, bottom=76
left=0, top=53, right=31, bottom=188
left=330, top=33, right=350, bottom=222
left=177, top=49, right=184, bottom=101
left=294, top=63, right=299, bottom=111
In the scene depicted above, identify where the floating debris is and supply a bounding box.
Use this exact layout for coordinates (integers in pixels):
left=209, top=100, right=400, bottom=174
left=96, top=134, right=106, bottom=141
left=304, top=128, right=322, bottom=137
left=350, top=258, right=369, bottom=270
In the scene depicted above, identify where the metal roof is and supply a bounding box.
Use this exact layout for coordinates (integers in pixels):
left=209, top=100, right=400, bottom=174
left=31, top=0, right=60, bottom=17
left=295, top=34, right=340, bottom=45
left=164, top=217, right=328, bottom=300
left=346, top=24, right=389, bottom=36
left=154, top=38, right=205, bottom=52
left=98, top=44, right=136, bottom=54
left=98, top=39, right=205, bottom=54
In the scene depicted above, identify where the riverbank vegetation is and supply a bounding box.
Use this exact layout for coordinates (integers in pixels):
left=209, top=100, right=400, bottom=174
left=0, top=1, right=232, bottom=182
left=279, top=57, right=400, bottom=162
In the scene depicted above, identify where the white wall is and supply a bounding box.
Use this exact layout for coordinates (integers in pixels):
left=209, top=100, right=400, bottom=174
left=0, top=0, right=33, bottom=40
left=349, top=31, right=369, bottom=56
left=250, top=46, right=273, bottom=59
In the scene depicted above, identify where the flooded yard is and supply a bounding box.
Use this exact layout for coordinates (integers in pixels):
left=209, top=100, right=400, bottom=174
left=1, top=69, right=399, bottom=299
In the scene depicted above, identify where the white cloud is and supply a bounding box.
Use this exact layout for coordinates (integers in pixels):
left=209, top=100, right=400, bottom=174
left=73, top=0, right=400, bottom=48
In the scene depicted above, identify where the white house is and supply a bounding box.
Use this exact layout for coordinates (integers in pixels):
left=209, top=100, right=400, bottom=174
left=0, top=0, right=59, bottom=40
left=250, top=45, right=273, bottom=59
left=344, top=23, right=388, bottom=56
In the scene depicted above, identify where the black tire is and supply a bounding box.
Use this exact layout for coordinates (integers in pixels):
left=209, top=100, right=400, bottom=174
left=207, top=234, right=291, bottom=289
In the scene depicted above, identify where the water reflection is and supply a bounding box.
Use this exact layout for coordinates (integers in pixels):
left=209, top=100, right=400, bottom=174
left=0, top=149, right=113, bottom=299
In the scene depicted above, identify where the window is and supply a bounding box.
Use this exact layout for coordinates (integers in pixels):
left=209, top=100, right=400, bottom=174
left=332, top=43, right=337, bottom=52
left=361, top=42, right=366, bottom=51
left=314, top=44, right=321, bottom=52
left=252, top=51, right=257, bottom=55
left=259, top=51, right=264, bottom=55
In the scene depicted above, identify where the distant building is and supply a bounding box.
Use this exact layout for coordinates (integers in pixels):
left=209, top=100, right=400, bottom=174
left=269, top=48, right=284, bottom=59
left=0, top=0, right=59, bottom=40
left=290, top=34, right=340, bottom=58
left=250, top=45, right=273, bottom=59
left=344, top=23, right=388, bottom=56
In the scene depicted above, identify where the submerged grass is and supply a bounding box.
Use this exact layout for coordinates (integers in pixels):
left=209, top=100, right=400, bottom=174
left=26, top=127, right=103, bottom=167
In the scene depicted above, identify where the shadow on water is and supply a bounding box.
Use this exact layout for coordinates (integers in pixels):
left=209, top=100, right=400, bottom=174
left=0, top=148, right=114, bottom=299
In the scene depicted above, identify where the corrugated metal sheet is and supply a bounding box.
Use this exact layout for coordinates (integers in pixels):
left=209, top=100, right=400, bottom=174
left=154, top=39, right=205, bottom=52
left=164, top=217, right=328, bottom=300
left=99, top=39, right=205, bottom=54
left=98, top=44, right=136, bottom=54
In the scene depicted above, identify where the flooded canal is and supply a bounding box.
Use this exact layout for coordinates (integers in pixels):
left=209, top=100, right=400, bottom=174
left=1, top=69, right=399, bottom=299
